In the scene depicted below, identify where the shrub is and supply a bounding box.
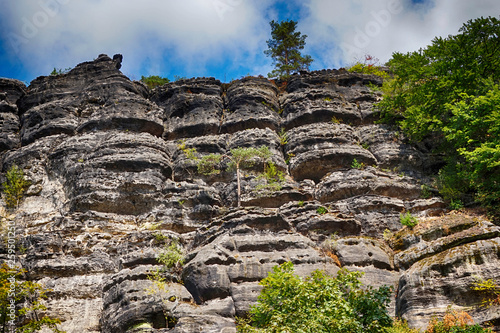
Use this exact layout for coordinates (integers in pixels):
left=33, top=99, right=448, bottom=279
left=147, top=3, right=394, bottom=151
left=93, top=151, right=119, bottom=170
left=472, top=278, right=500, bottom=308
left=158, top=241, right=185, bottom=272
left=255, top=161, right=286, bottom=194
left=0, top=263, right=65, bottom=332
left=237, top=262, right=393, bottom=333
left=352, top=158, right=365, bottom=170
left=316, top=206, right=328, bottom=215
left=278, top=128, right=288, bottom=146
left=425, top=308, right=491, bottom=333
left=347, top=55, right=390, bottom=79
left=140, top=75, right=170, bottom=89
left=2, top=165, right=30, bottom=209
left=386, top=319, right=420, bottom=333
left=400, top=212, right=418, bottom=228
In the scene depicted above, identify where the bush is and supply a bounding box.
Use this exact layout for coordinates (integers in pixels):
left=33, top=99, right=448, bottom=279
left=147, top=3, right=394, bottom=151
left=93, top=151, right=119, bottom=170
left=157, top=241, right=185, bottom=273
left=0, top=263, right=65, bottom=332
left=386, top=319, right=420, bottom=333
left=140, top=75, right=170, bottom=89
left=425, top=308, right=491, bottom=333
left=316, top=206, right=328, bottom=215
left=347, top=55, right=390, bottom=79
left=400, top=212, right=418, bottom=228
left=352, top=158, right=365, bottom=170
left=2, top=165, right=30, bottom=209
left=237, top=262, right=393, bottom=333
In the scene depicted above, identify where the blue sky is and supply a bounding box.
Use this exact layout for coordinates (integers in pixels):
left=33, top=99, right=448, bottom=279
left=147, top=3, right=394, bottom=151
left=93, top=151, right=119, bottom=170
left=1, top=0, right=499, bottom=85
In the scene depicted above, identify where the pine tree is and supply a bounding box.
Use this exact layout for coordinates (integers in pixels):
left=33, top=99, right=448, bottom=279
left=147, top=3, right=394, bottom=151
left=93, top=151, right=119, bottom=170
left=264, top=20, right=313, bottom=79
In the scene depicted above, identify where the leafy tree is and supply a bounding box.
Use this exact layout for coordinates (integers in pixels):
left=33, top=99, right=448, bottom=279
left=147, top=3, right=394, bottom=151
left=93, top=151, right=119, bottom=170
left=377, top=16, right=500, bottom=219
left=237, top=262, right=393, bottom=333
left=140, top=75, right=170, bottom=89
left=0, top=263, right=64, bottom=332
left=2, top=165, right=30, bottom=209
left=181, top=145, right=275, bottom=207
left=264, top=20, right=313, bottom=79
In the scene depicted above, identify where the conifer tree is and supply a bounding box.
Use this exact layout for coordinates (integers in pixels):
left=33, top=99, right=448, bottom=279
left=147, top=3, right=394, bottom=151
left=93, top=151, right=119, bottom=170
left=264, top=20, right=313, bottom=79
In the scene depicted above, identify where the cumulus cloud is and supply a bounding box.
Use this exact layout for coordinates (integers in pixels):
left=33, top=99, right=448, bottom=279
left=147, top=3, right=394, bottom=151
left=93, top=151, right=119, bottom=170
left=303, top=0, right=500, bottom=69
left=1, top=0, right=273, bottom=79
left=1, top=0, right=499, bottom=82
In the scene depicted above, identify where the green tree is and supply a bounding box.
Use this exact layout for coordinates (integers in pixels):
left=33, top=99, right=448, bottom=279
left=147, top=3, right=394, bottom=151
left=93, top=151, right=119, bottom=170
left=196, top=146, right=273, bottom=207
left=377, top=16, right=500, bottom=219
left=140, top=75, right=170, bottom=89
left=2, top=165, right=30, bottom=209
left=237, top=262, right=393, bottom=333
left=264, top=20, right=313, bottom=79
left=0, top=263, right=64, bottom=332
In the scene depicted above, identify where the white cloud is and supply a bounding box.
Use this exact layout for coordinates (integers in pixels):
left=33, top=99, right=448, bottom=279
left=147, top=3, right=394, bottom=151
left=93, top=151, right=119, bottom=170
left=1, top=0, right=273, bottom=79
left=303, top=0, right=500, bottom=68
left=2, top=0, right=499, bottom=81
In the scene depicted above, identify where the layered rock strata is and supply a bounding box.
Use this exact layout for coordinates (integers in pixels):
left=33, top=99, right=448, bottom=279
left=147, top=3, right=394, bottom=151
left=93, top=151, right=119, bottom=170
left=0, top=55, right=498, bottom=333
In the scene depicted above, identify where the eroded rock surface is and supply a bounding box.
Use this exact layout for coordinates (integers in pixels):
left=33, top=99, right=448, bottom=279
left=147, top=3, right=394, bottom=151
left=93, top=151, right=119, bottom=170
left=1, top=56, right=497, bottom=332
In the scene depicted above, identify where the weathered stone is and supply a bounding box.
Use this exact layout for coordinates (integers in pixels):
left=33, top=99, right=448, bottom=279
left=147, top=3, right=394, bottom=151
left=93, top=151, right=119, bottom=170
left=151, top=78, right=223, bottom=140
left=0, top=78, right=25, bottom=152
left=221, top=77, right=280, bottom=134
left=315, top=167, right=422, bottom=202
left=286, top=123, right=377, bottom=182
left=18, top=54, right=163, bottom=145
left=334, top=237, right=394, bottom=270
left=3, top=56, right=499, bottom=332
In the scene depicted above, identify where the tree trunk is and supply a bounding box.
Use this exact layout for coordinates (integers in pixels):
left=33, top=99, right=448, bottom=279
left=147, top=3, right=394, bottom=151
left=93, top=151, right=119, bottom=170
left=236, top=166, right=242, bottom=207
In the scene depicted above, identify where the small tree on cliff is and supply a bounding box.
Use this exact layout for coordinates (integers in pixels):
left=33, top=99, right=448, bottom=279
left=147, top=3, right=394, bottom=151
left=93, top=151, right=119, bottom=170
left=264, top=20, right=313, bottom=79
left=179, top=144, right=275, bottom=207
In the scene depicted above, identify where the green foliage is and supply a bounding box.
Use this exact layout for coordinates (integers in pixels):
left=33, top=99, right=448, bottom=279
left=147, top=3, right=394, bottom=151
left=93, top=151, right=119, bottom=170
left=331, top=116, right=342, bottom=124
left=472, top=278, right=500, bottom=308
left=400, top=212, right=418, bottom=228
left=2, top=165, right=30, bottom=209
left=351, top=158, right=365, bottom=170
left=386, top=319, right=420, bottom=333
left=140, top=75, right=170, bottom=89
left=383, top=229, right=394, bottom=242
left=278, top=128, right=288, bottom=146
left=450, top=199, right=464, bottom=211
left=377, top=17, right=500, bottom=219
left=181, top=145, right=273, bottom=207
left=50, top=67, right=71, bottom=75
left=264, top=20, right=313, bottom=79
left=158, top=241, right=185, bottom=272
left=316, top=206, right=328, bottom=215
left=255, top=162, right=286, bottom=194
left=347, top=55, right=390, bottom=79
left=421, top=184, right=433, bottom=199
left=237, top=262, right=393, bottom=333
left=0, top=263, right=65, bottom=332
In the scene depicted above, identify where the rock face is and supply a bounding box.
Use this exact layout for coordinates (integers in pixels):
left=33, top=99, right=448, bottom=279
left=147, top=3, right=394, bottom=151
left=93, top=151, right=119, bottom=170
left=0, top=56, right=498, bottom=332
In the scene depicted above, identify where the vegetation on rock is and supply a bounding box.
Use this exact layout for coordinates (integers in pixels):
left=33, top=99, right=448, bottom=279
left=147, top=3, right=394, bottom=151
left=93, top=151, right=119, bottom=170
left=0, top=263, right=65, bottom=332
left=2, top=165, right=30, bottom=209
left=140, top=75, right=170, bottom=89
left=264, top=20, right=313, bottom=79
left=180, top=144, right=277, bottom=207
left=377, top=16, right=500, bottom=220
left=400, top=212, right=418, bottom=228
left=347, top=55, right=390, bottom=79
left=424, top=308, right=492, bottom=333
left=237, top=262, right=393, bottom=333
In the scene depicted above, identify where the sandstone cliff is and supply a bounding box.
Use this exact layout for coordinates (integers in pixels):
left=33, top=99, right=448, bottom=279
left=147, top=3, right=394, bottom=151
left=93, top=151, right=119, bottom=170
left=1, top=54, right=499, bottom=332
